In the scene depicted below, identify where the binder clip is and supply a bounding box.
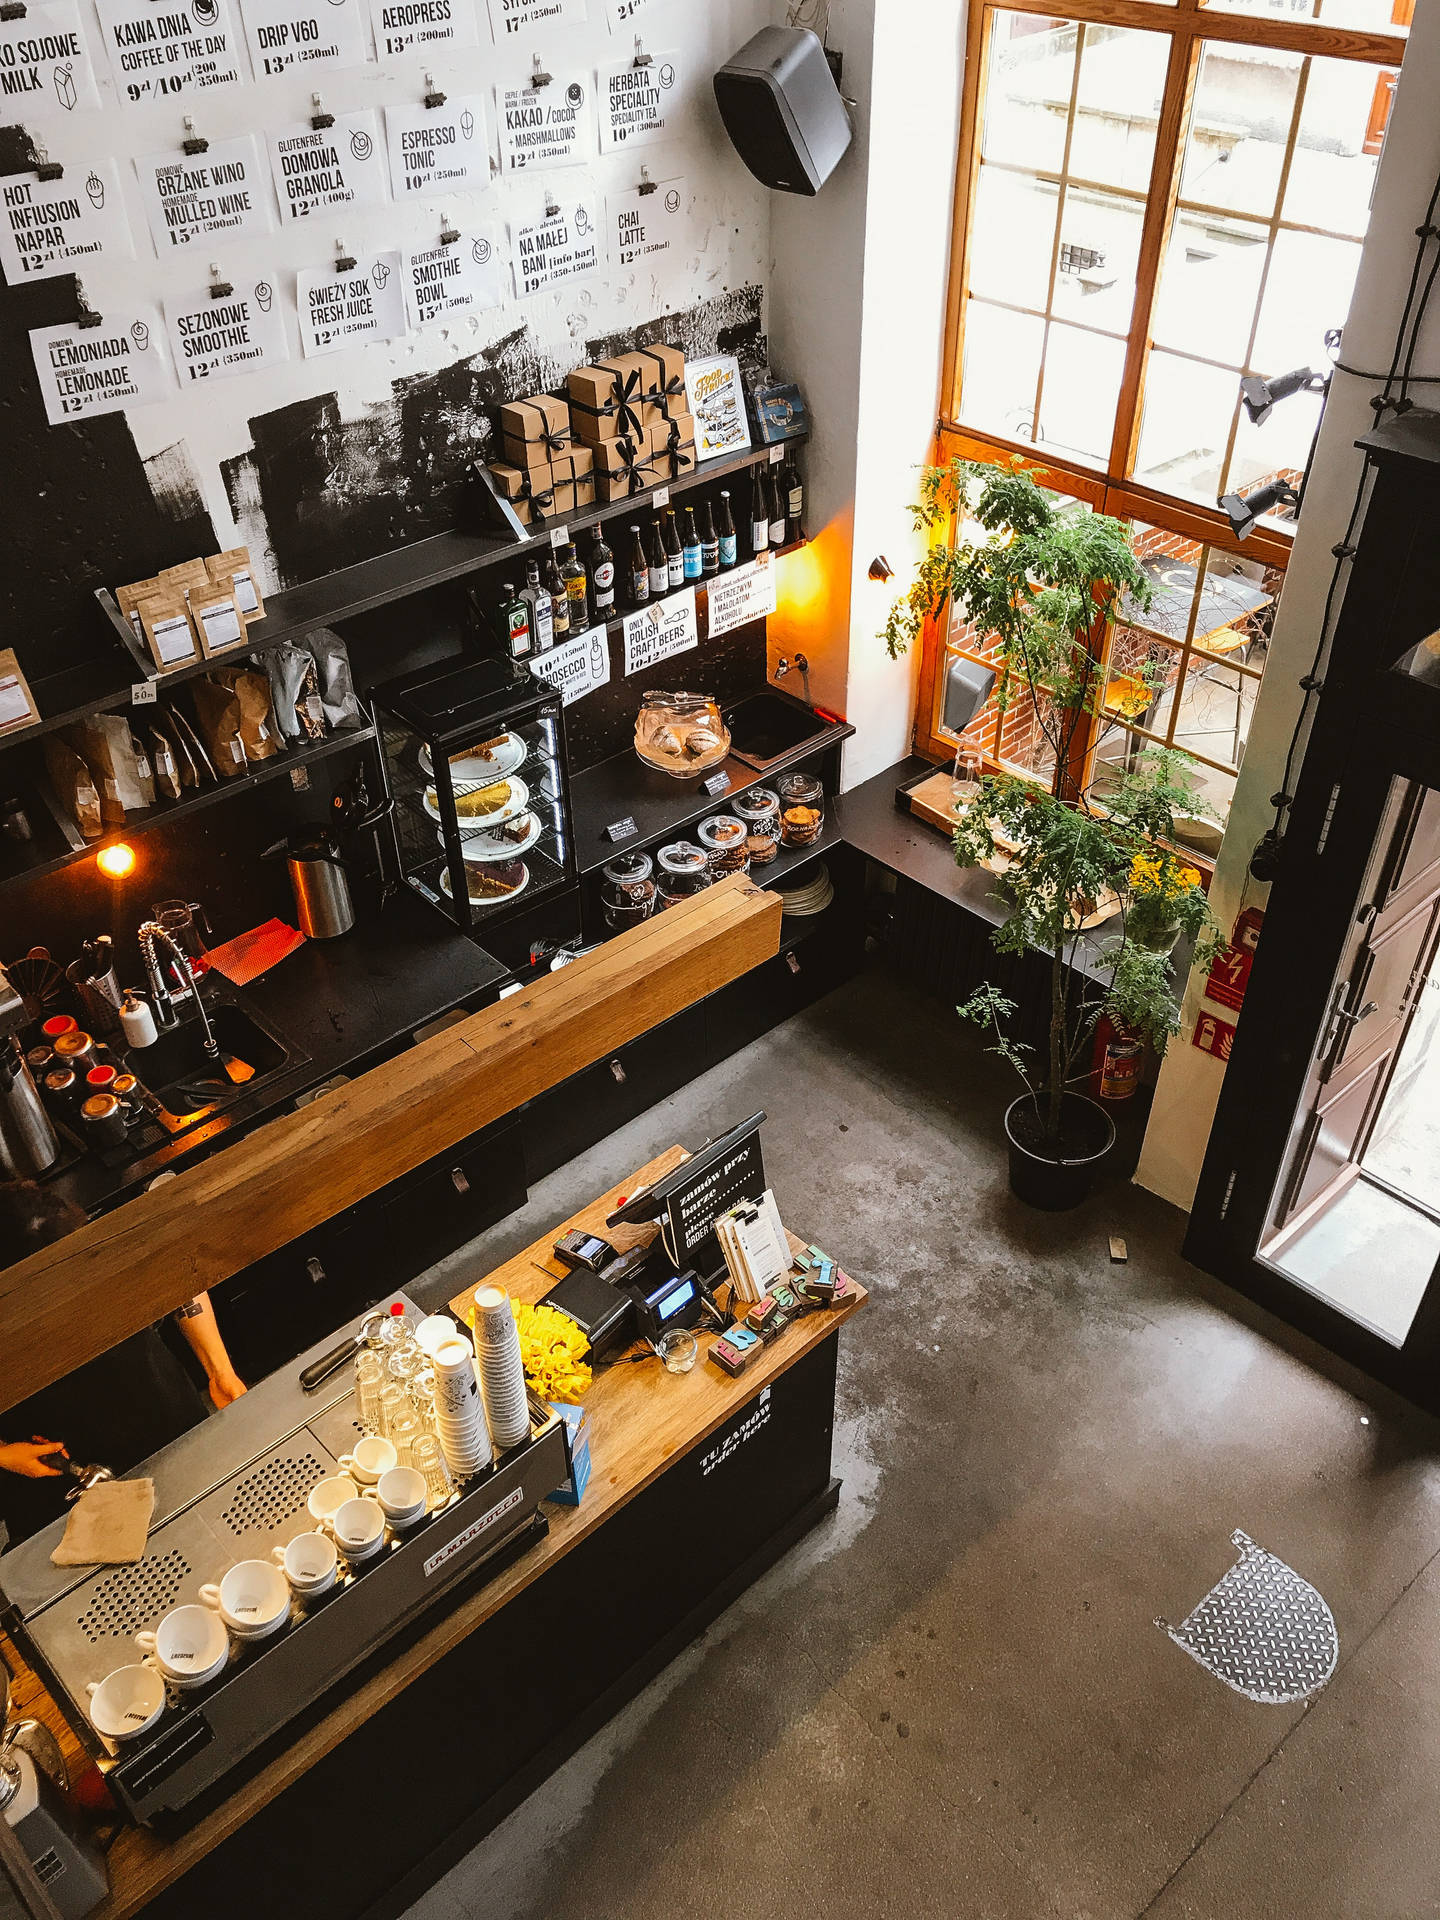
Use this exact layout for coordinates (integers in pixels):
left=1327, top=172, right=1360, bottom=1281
left=423, top=70, right=446, bottom=109
left=439, top=214, right=459, bottom=245
left=529, top=51, right=551, bottom=88
left=334, top=237, right=356, bottom=272
left=75, top=284, right=103, bottom=329
left=0, top=4, right=27, bottom=21
left=637, top=163, right=657, bottom=196
left=544, top=187, right=560, bottom=220
left=35, top=157, right=63, bottom=182
left=310, top=91, right=334, bottom=130
left=208, top=261, right=232, bottom=300
left=632, top=35, right=651, bottom=67
left=181, top=115, right=208, bottom=156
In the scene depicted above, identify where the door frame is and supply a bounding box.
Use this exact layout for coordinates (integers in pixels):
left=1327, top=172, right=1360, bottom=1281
left=1185, top=694, right=1440, bottom=1410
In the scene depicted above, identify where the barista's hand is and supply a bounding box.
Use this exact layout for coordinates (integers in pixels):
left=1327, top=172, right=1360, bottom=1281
left=0, top=1438, right=66, bottom=1479
left=208, top=1370, right=247, bottom=1410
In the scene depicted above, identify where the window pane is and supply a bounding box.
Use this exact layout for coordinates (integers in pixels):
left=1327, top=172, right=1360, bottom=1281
left=1133, top=352, right=1242, bottom=500
left=1179, top=45, right=1302, bottom=218
left=1251, top=227, right=1362, bottom=371
left=1282, top=56, right=1384, bottom=235
left=1052, top=185, right=1143, bottom=332
left=1170, top=655, right=1256, bottom=771
left=960, top=302, right=1043, bottom=441
left=980, top=13, right=1077, bottom=173
left=1103, top=629, right=1181, bottom=736
left=1191, top=547, right=1278, bottom=658
left=1227, top=380, right=1321, bottom=496
left=1069, top=25, right=1170, bottom=189
left=1201, top=0, right=1319, bottom=20
left=968, top=167, right=1060, bottom=310
left=1152, top=210, right=1269, bottom=363
left=1036, top=324, right=1126, bottom=464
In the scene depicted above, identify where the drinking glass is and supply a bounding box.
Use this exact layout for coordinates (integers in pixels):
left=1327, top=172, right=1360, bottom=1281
left=374, top=1382, right=409, bottom=1442
left=389, top=1405, right=423, bottom=1468
left=354, top=1351, right=384, bottom=1433
left=410, top=1433, right=452, bottom=1506
left=951, top=747, right=983, bottom=808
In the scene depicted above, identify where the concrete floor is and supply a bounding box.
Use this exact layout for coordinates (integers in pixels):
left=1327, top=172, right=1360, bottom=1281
left=405, top=964, right=1440, bottom=1920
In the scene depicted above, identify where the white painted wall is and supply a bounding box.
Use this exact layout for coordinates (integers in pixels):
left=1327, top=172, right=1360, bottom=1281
left=1135, top=0, right=1440, bottom=1210
left=43, top=0, right=774, bottom=590
left=768, top=0, right=964, bottom=786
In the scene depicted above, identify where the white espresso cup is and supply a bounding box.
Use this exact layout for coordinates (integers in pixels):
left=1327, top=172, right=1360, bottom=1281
left=331, top=1496, right=386, bottom=1562
left=136, top=1604, right=229, bottom=1685
left=336, top=1436, right=397, bottom=1486
left=272, top=1529, right=339, bottom=1596
left=364, top=1465, right=427, bottom=1528
left=308, top=1474, right=359, bottom=1525
left=199, top=1560, right=291, bottom=1638
left=87, top=1664, right=166, bottom=1744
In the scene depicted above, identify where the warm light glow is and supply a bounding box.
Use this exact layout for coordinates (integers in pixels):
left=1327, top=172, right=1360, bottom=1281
left=777, top=539, right=826, bottom=619
left=96, top=842, right=136, bottom=878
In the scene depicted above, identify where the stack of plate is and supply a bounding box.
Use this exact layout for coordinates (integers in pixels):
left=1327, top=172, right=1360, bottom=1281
left=428, top=1335, right=493, bottom=1481
left=775, top=863, right=834, bottom=917
left=472, top=1286, right=533, bottom=1452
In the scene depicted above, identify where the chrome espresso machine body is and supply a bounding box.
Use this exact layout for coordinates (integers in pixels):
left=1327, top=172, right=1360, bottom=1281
left=0, top=1296, right=569, bottom=1825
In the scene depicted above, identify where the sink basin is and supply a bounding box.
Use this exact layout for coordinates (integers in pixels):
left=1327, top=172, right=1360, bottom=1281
left=124, top=1001, right=291, bottom=1116
left=722, top=693, right=830, bottom=771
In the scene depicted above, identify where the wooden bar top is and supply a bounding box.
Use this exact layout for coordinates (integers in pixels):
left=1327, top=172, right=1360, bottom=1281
left=6, top=1150, right=865, bottom=1920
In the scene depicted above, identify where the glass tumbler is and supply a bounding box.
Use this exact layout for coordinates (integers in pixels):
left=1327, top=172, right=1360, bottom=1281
left=389, top=1405, right=423, bottom=1468
left=374, top=1382, right=409, bottom=1442
left=354, top=1350, right=384, bottom=1433
left=410, top=1433, right=452, bottom=1506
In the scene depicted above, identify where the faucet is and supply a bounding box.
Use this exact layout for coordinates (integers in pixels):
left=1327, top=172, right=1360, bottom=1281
left=774, top=652, right=812, bottom=704
left=137, top=922, right=219, bottom=1065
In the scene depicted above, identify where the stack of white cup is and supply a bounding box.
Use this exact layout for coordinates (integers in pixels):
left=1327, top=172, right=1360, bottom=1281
left=430, top=1335, right=493, bottom=1480
left=472, top=1286, right=532, bottom=1453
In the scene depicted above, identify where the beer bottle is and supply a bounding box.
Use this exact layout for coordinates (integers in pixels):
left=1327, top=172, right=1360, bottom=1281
left=681, top=507, right=703, bottom=581
left=663, top=508, right=684, bottom=589
left=646, top=517, right=669, bottom=598
left=717, top=489, right=737, bottom=569
left=628, top=525, right=650, bottom=607
left=749, top=470, right=769, bottom=556
left=590, top=524, right=616, bottom=620
left=559, top=541, right=590, bottom=632
left=698, top=497, right=719, bottom=577
left=545, top=549, right=571, bottom=642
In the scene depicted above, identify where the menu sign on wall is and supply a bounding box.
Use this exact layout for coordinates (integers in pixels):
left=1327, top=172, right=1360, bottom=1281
left=510, top=194, right=597, bottom=296
left=623, top=586, right=696, bottom=677
left=0, top=0, right=103, bottom=115
left=496, top=74, right=589, bottom=172
left=405, top=225, right=504, bottom=325
left=705, top=555, right=776, bottom=640
left=297, top=251, right=406, bottom=356
left=607, top=0, right=654, bottom=27
left=598, top=48, right=680, bottom=150
left=368, top=0, right=477, bottom=56
left=268, top=109, right=387, bottom=221
left=164, top=278, right=289, bottom=382
left=96, top=0, right=245, bottom=105
left=529, top=624, right=609, bottom=707
left=29, top=308, right=173, bottom=424
left=485, top=0, right=585, bottom=38
left=135, top=134, right=273, bottom=250
left=239, top=0, right=368, bottom=74
left=385, top=96, right=489, bottom=198
left=0, top=160, right=132, bottom=284
left=607, top=173, right=684, bottom=269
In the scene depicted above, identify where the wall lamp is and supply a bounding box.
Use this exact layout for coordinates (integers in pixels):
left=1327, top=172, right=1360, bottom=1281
left=867, top=555, right=894, bottom=582
left=1240, top=366, right=1326, bottom=426
left=1217, top=478, right=1299, bottom=541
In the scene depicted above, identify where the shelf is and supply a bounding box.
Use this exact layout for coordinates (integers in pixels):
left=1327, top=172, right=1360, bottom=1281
left=0, top=724, right=377, bottom=892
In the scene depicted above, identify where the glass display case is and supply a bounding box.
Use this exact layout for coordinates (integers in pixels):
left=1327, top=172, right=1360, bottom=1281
left=372, top=658, right=576, bottom=934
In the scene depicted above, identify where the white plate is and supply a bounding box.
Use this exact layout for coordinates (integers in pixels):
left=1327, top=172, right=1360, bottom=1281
left=423, top=775, right=529, bottom=832
left=419, top=734, right=526, bottom=783
left=440, top=862, right=531, bottom=910
left=439, top=810, right=542, bottom=864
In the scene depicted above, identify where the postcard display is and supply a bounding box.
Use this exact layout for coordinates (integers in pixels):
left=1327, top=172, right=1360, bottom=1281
left=17, top=0, right=699, bottom=425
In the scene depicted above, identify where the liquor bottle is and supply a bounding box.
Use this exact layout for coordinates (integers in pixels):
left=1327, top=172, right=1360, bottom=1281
left=559, top=541, right=590, bottom=632
left=663, top=508, right=684, bottom=589
left=681, top=507, right=703, bottom=582
left=590, top=524, right=616, bottom=621
left=628, top=525, right=650, bottom=607
left=498, top=581, right=530, bottom=660
left=522, top=558, right=553, bottom=653
left=545, top=549, right=571, bottom=642
left=782, top=454, right=805, bottom=543
left=698, top=497, right=719, bottom=577
left=646, top=517, right=669, bottom=599
left=749, top=469, right=770, bottom=556
left=717, top=489, right=737, bottom=569
left=767, top=467, right=786, bottom=550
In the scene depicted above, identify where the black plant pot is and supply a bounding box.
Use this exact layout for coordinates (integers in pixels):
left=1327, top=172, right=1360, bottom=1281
left=1003, top=1092, right=1116, bottom=1211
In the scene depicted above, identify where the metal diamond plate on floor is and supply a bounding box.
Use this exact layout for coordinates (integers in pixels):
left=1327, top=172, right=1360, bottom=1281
left=1157, top=1529, right=1338, bottom=1704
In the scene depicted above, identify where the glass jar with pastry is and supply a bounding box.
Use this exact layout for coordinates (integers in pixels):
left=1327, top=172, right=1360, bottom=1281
left=633, top=692, right=731, bottom=778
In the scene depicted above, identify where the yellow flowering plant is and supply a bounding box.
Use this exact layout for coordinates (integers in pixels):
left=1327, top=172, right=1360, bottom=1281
left=510, top=1299, right=592, bottom=1404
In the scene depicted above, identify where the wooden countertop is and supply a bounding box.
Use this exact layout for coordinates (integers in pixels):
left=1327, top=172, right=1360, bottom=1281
left=6, top=1149, right=865, bottom=1920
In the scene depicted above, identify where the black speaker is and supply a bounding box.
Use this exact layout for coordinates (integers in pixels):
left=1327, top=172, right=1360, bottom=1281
left=713, top=27, right=853, bottom=196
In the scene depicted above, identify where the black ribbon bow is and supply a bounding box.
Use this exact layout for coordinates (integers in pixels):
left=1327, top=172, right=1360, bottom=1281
left=521, top=476, right=557, bottom=519
left=606, top=367, right=646, bottom=440
left=613, top=435, right=656, bottom=496
left=658, top=420, right=694, bottom=481
left=538, top=420, right=572, bottom=457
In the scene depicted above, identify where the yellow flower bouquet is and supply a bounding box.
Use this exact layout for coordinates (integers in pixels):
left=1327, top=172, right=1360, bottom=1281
left=510, top=1298, right=592, bottom=1404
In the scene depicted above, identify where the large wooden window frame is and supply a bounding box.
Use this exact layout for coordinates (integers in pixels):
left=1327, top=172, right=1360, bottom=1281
left=917, top=0, right=1408, bottom=775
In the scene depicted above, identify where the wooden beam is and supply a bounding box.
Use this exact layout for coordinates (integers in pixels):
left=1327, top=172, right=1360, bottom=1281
left=0, top=876, right=781, bottom=1413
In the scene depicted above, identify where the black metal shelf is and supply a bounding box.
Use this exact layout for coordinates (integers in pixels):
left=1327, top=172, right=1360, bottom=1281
left=0, top=724, right=377, bottom=893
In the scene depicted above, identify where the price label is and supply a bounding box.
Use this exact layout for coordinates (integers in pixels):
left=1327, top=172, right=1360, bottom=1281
left=769, top=445, right=784, bottom=463
left=606, top=816, right=638, bottom=842
left=651, top=486, right=668, bottom=508
left=28, top=308, right=174, bottom=424
left=703, top=771, right=730, bottom=797
left=549, top=524, right=569, bottom=547
left=131, top=680, right=158, bottom=704
left=598, top=47, right=681, bottom=151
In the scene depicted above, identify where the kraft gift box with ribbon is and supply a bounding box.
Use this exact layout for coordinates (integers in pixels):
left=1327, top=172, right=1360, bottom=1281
left=498, top=393, right=575, bottom=472
left=567, top=352, right=660, bottom=446
left=651, top=413, right=696, bottom=482
left=489, top=447, right=595, bottom=523
left=638, top=343, right=687, bottom=421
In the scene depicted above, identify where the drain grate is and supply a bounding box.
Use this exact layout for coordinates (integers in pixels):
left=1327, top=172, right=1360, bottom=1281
left=220, top=1451, right=326, bottom=1537
left=1158, top=1529, right=1338, bottom=1704
left=76, top=1550, right=191, bottom=1644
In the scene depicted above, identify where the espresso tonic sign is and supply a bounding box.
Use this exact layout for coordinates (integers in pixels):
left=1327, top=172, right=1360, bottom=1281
left=29, top=309, right=172, bottom=424
left=268, top=109, right=387, bottom=221
left=0, top=0, right=103, bottom=115
left=385, top=95, right=489, bottom=198
left=297, top=251, right=406, bottom=356
left=96, top=0, right=246, bottom=105
left=0, top=159, right=131, bottom=283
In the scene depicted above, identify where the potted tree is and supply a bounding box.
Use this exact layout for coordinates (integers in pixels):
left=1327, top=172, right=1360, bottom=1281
left=884, top=458, right=1225, bottom=1209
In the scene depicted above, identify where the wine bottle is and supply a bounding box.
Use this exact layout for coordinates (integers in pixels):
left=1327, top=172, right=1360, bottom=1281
left=663, top=508, right=685, bottom=589
left=590, top=524, right=616, bottom=621
left=499, top=581, right=530, bottom=660
left=783, top=455, right=805, bottom=543
left=767, top=467, right=786, bottom=549
left=717, top=489, right=737, bottom=569
left=646, top=517, right=669, bottom=598
left=699, top=497, right=719, bottom=577
left=749, top=470, right=769, bottom=556
left=628, top=525, right=650, bottom=607
left=545, top=549, right=571, bottom=642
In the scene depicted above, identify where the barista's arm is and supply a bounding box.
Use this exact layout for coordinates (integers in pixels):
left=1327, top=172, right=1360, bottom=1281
left=173, top=1293, right=247, bottom=1409
left=0, top=1439, right=65, bottom=1478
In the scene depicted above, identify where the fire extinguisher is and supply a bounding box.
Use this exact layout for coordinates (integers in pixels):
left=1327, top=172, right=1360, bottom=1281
left=1090, top=1013, right=1143, bottom=1104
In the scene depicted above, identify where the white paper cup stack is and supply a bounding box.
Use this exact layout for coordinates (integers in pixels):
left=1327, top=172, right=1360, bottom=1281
left=429, top=1335, right=493, bottom=1480
left=472, top=1286, right=532, bottom=1452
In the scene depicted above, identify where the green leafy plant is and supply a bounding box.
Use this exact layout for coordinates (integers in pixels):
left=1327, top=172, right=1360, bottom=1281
left=884, top=458, right=1227, bottom=1152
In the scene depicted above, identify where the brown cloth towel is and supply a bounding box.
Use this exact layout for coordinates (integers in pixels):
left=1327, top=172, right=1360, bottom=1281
left=50, top=1479, right=155, bottom=1566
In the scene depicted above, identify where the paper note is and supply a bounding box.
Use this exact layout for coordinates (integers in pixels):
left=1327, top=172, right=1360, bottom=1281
left=135, top=134, right=273, bottom=251
left=510, top=194, right=598, bottom=296
left=623, top=586, right=696, bottom=677
left=239, top=0, right=369, bottom=74
left=164, top=277, right=289, bottom=382
left=29, top=309, right=173, bottom=424
left=706, top=555, right=776, bottom=639
left=96, top=0, right=245, bottom=105
left=529, top=624, right=610, bottom=706
left=486, top=0, right=585, bottom=39
left=0, top=0, right=103, bottom=116
left=385, top=95, right=490, bottom=199
left=598, top=47, right=680, bottom=151
left=496, top=73, right=591, bottom=172
left=607, top=173, right=684, bottom=269
left=404, top=224, right=505, bottom=325
left=268, top=109, right=387, bottom=221
left=368, top=0, right=479, bottom=57
left=0, top=159, right=132, bottom=284
left=296, top=251, right=406, bottom=356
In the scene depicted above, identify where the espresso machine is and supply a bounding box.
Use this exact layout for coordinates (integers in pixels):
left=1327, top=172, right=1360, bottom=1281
left=0, top=959, right=58, bottom=1179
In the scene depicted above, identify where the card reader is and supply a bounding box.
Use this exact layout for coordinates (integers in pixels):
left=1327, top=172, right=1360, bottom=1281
left=540, top=1266, right=636, bottom=1356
